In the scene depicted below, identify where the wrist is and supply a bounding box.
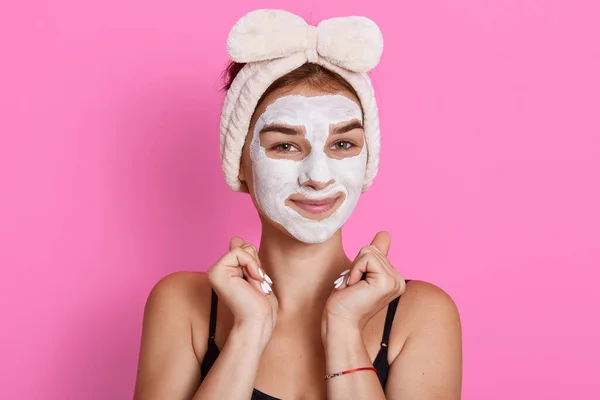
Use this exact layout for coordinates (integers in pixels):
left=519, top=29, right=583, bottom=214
left=230, top=319, right=273, bottom=351
left=322, top=321, right=371, bottom=376
left=322, top=316, right=362, bottom=347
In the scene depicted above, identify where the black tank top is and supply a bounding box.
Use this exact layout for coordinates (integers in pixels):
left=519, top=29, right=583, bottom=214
left=200, top=279, right=410, bottom=399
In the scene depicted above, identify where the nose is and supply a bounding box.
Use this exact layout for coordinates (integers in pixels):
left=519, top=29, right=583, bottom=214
left=300, top=178, right=335, bottom=191
left=298, top=152, right=335, bottom=190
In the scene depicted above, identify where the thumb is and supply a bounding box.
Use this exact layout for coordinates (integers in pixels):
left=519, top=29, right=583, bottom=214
left=229, top=236, right=246, bottom=250
left=370, top=231, right=391, bottom=256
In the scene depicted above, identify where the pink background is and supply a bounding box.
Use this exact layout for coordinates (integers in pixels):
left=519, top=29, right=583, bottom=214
left=1, top=0, right=599, bottom=399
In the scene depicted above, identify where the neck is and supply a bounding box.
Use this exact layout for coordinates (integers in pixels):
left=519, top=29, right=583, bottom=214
left=257, top=221, right=351, bottom=313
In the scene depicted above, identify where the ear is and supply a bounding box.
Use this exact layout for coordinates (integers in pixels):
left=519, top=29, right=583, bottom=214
left=238, top=164, right=250, bottom=193
left=239, top=162, right=246, bottom=182
left=238, top=160, right=246, bottom=184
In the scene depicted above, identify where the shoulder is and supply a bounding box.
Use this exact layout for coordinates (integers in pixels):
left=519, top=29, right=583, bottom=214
left=143, top=271, right=214, bottom=346
left=386, top=281, right=462, bottom=396
left=399, top=280, right=461, bottom=331
left=134, top=272, right=214, bottom=398
left=390, top=280, right=461, bottom=352
left=401, top=280, right=459, bottom=312
left=145, top=271, right=211, bottom=313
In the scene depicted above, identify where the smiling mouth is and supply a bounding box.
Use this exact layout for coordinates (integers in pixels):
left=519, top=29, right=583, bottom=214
left=286, top=194, right=344, bottom=220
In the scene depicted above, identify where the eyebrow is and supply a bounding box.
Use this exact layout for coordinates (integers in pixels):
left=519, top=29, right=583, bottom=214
left=259, top=124, right=303, bottom=135
left=332, top=121, right=364, bottom=135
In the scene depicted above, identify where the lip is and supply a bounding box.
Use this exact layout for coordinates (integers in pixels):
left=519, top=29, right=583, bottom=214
left=289, top=195, right=341, bottom=215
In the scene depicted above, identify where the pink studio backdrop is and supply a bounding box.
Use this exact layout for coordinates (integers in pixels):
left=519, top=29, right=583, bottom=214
left=1, top=1, right=599, bottom=399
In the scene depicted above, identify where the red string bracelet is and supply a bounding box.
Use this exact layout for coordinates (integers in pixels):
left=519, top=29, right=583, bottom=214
left=324, top=367, right=377, bottom=380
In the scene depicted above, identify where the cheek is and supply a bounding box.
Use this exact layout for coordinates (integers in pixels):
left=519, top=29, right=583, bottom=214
left=329, top=147, right=367, bottom=190
left=254, top=152, right=302, bottom=187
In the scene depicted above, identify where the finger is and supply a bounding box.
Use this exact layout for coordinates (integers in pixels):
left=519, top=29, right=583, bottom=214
left=229, top=236, right=246, bottom=250
left=225, top=248, right=272, bottom=295
left=346, top=246, right=371, bottom=286
left=361, top=245, right=406, bottom=295
left=370, top=231, right=391, bottom=256
left=240, top=244, right=261, bottom=268
left=346, top=250, right=384, bottom=286
left=333, top=268, right=351, bottom=290
left=240, top=244, right=270, bottom=281
left=220, top=247, right=259, bottom=277
left=239, top=244, right=274, bottom=295
left=230, top=247, right=263, bottom=281
left=240, top=264, right=273, bottom=295
left=367, top=245, right=394, bottom=273
left=351, top=241, right=387, bottom=265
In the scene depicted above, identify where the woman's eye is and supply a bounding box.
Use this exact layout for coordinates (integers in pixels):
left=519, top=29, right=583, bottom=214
left=331, top=141, right=354, bottom=150
left=273, top=143, right=299, bottom=152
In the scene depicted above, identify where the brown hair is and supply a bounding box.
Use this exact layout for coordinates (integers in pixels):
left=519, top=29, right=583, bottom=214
left=221, top=61, right=360, bottom=108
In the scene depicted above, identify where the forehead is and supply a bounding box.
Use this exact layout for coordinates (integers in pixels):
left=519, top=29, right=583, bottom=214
left=257, top=94, right=363, bottom=126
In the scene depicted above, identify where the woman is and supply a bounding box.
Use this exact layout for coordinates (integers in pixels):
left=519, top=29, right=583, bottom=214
left=134, top=9, right=462, bottom=400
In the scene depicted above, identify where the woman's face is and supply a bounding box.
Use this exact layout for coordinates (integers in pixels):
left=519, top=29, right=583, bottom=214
left=239, top=84, right=367, bottom=244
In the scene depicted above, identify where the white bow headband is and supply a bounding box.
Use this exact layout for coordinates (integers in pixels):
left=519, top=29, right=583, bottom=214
left=220, top=9, right=383, bottom=192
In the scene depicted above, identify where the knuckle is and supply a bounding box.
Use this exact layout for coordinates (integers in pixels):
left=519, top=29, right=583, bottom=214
left=368, top=245, right=381, bottom=254
left=241, top=243, right=255, bottom=251
left=207, top=267, right=219, bottom=282
left=365, top=252, right=378, bottom=262
left=397, top=278, right=407, bottom=294
left=231, top=247, right=245, bottom=257
left=390, top=277, right=404, bottom=295
left=358, top=246, right=371, bottom=256
left=241, top=245, right=258, bottom=259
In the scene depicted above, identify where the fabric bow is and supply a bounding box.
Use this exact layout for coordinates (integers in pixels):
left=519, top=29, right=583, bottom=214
left=227, top=9, right=383, bottom=73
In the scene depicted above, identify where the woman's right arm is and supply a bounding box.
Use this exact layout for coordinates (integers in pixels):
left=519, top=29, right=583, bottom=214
left=133, top=238, right=276, bottom=400
left=192, top=319, right=270, bottom=399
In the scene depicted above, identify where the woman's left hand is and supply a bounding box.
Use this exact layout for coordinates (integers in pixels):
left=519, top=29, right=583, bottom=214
left=322, top=231, right=406, bottom=338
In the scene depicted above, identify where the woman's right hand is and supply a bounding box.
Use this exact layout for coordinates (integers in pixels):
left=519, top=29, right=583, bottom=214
left=207, top=237, right=278, bottom=347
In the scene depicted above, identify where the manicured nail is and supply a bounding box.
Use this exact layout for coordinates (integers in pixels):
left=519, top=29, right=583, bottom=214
left=340, top=269, right=350, bottom=276
left=334, top=276, right=344, bottom=289
left=346, top=275, right=351, bottom=285
left=260, top=281, right=271, bottom=294
left=264, top=274, right=273, bottom=284
left=258, top=268, right=265, bottom=279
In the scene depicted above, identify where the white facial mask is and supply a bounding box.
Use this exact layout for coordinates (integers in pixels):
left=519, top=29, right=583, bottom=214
left=250, top=94, right=367, bottom=243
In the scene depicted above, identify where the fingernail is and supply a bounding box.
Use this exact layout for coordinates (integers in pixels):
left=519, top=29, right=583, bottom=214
left=340, top=269, right=350, bottom=276
left=334, top=276, right=344, bottom=289
left=346, top=275, right=351, bottom=285
left=258, top=268, right=265, bottom=279
left=260, top=281, right=271, bottom=294
left=264, top=274, right=273, bottom=284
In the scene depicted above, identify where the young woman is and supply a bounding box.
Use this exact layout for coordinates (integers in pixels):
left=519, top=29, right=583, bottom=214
left=134, top=9, right=462, bottom=400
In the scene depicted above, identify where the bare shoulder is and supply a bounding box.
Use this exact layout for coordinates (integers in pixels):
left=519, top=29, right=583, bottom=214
left=389, top=279, right=461, bottom=357
left=148, top=271, right=210, bottom=306
left=145, top=271, right=211, bottom=315
left=134, top=272, right=214, bottom=399
left=397, top=280, right=461, bottom=331
left=400, top=280, right=459, bottom=312
left=143, top=271, right=214, bottom=351
left=385, top=281, right=463, bottom=397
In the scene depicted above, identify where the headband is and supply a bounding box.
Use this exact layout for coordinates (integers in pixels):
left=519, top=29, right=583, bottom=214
left=220, top=9, right=383, bottom=192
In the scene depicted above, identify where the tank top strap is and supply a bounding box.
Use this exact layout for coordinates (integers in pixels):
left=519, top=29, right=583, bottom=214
left=208, top=288, right=218, bottom=340
left=381, top=279, right=411, bottom=346
left=381, top=296, right=400, bottom=346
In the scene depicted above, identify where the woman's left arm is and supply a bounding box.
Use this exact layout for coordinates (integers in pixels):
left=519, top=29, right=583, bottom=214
left=323, top=231, right=462, bottom=399
left=323, top=319, right=387, bottom=400
left=385, top=281, right=462, bottom=400
left=324, top=282, right=462, bottom=400
left=321, top=231, right=398, bottom=400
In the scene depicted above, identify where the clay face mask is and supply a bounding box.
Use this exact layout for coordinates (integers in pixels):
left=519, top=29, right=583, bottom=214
left=249, top=94, right=367, bottom=243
